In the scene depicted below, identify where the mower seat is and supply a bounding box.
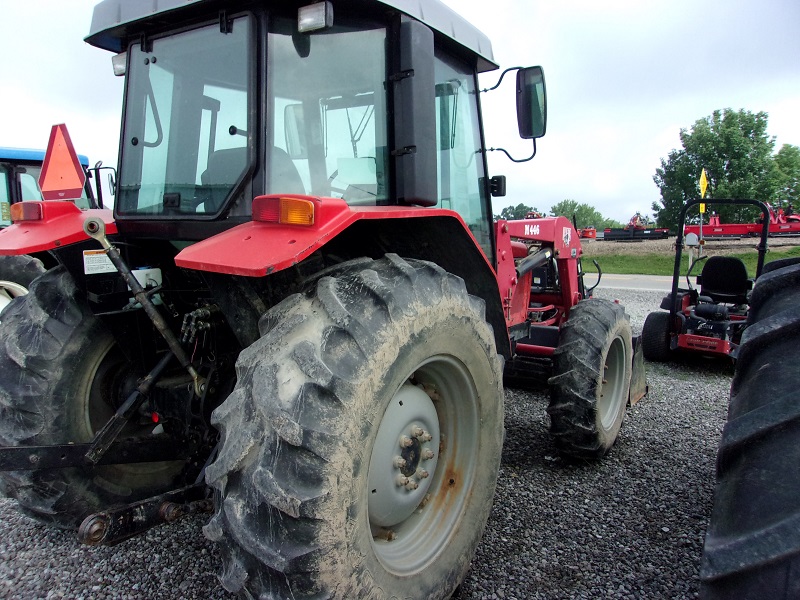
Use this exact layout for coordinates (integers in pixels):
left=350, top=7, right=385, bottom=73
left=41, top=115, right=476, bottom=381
left=697, top=256, right=751, bottom=305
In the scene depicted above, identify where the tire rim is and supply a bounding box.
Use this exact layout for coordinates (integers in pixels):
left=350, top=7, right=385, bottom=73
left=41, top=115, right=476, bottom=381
left=598, top=335, right=626, bottom=430
left=0, top=281, right=28, bottom=313
left=367, top=354, right=479, bottom=574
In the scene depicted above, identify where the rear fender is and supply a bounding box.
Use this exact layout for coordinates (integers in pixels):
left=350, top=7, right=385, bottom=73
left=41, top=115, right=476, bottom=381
left=174, top=196, right=479, bottom=277
left=0, top=201, right=116, bottom=255
left=175, top=195, right=510, bottom=357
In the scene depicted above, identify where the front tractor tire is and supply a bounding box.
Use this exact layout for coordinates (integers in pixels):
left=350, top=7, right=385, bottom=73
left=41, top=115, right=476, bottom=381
left=204, top=255, right=504, bottom=599
left=547, top=299, right=633, bottom=458
left=0, top=267, right=188, bottom=529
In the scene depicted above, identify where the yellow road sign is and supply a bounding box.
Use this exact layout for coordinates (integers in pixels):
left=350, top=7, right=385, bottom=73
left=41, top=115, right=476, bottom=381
left=699, top=168, right=708, bottom=199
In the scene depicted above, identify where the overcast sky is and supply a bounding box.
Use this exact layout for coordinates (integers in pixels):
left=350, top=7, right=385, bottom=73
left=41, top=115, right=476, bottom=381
left=1, top=0, right=798, bottom=222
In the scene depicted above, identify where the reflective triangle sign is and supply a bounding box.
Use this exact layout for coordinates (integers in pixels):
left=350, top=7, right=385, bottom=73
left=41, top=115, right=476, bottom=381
left=39, top=124, right=86, bottom=201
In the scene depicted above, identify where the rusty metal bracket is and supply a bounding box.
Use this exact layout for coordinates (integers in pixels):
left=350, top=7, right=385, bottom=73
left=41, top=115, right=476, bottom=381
left=78, top=483, right=211, bottom=546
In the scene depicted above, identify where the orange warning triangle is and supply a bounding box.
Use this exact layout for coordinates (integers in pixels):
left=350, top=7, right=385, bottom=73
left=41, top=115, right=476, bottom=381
left=39, top=124, right=86, bottom=201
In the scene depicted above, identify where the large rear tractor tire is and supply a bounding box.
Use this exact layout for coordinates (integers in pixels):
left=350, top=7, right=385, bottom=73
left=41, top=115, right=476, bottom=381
left=0, top=254, right=45, bottom=314
left=547, top=299, right=633, bottom=458
left=700, top=262, right=800, bottom=599
left=0, top=266, right=188, bottom=529
left=204, top=254, right=504, bottom=599
left=642, top=310, right=672, bottom=361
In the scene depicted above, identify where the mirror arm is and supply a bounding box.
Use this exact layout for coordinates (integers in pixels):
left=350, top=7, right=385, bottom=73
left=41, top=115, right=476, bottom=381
left=480, top=66, right=524, bottom=93
left=487, top=139, right=537, bottom=164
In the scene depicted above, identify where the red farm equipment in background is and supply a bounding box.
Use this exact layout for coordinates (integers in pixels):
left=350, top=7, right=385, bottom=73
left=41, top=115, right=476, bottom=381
left=684, top=202, right=800, bottom=239
left=603, top=212, right=670, bottom=241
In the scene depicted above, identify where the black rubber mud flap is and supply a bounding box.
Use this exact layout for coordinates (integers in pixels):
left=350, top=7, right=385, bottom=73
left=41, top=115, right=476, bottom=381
left=628, top=335, right=648, bottom=405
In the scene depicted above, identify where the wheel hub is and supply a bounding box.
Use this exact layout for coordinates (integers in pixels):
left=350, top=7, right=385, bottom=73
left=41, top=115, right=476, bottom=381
left=367, top=384, right=440, bottom=528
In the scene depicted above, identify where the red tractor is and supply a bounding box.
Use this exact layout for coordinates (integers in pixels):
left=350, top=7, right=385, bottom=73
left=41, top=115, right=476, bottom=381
left=0, top=1, right=644, bottom=597
left=0, top=143, right=106, bottom=310
left=642, top=198, right=770, bottom=362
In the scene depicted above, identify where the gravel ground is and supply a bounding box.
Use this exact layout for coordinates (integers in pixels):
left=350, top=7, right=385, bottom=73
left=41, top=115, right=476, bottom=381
left=0, top=287, right=732, bottom=600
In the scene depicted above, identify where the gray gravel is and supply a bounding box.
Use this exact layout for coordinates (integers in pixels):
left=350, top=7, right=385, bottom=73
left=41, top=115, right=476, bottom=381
left=0, top=288, right=731, bottom=599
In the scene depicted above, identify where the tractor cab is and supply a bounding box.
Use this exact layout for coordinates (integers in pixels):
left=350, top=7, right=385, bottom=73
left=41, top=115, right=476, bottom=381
left=89, top=0, right=544, bottom=257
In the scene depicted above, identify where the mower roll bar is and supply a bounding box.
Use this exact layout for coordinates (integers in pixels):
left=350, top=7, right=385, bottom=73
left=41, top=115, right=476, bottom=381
left=669, top=198, right=770, bottom=318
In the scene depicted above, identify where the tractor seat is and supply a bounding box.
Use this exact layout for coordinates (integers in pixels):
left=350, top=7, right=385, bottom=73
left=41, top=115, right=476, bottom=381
left=200, top=147, right=248, bottom=212
left=697, top=256, right=751, bottom=305
left=199, top=147, right=305, bottom=212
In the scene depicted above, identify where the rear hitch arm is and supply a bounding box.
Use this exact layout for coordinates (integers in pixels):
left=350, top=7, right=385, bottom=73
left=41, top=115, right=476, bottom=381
left=0, top=435, right=194, bottom=471
left=81, top=216, right=206, bottom=464
left=78, top=483, right=212, bottom=546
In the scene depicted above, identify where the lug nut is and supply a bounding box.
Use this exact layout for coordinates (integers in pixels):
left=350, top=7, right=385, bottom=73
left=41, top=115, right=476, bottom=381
left=411, top=425, right=424, bottom=438
left=400, top=435, right=414, bottom=448
left=405, top=480, right=419, bottom=491
left=420, top=431, right=432, bottom=442
left=416, top=468, right=429, bottom=479
left=422, top=449, right=435, bottom=460
left=395, top=475, right=409, bottom=487
left=393, top=456, right=407, bottom=469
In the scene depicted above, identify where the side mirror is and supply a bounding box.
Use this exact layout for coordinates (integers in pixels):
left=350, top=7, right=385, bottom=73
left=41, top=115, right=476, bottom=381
left=516, top=66, right=547, bottom=139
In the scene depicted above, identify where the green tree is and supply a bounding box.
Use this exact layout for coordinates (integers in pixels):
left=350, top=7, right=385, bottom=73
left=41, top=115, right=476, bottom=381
left=549, top=199, right=601, bottom=228
left=653, top=109, right=779, bottom=229
left=495, top=203, right=541, bottom=221
left=774, top=144, right=800, bottom=209
left=549, top=199, right=625, bottom=229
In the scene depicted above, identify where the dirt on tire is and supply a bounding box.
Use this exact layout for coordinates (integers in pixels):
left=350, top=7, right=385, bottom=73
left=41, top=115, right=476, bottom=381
left=547, top=298, right=633, bottom=459
left=0, top=266, right=190, bottom=529
left=204, top=254, right=504, bottom=599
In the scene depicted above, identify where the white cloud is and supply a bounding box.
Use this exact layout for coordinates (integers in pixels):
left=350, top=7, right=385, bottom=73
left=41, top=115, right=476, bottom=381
left=2, top=0, right=797, bottom=224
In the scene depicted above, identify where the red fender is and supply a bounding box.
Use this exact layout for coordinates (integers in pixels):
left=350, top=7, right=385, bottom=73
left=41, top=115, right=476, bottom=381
left=0, top=202, right=116, bottom=255
left=175, top=195, right=488, bottom=277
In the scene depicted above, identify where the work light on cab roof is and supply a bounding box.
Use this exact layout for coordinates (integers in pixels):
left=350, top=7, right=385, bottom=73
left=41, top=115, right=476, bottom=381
left=298, top=1, right=334, bottom=32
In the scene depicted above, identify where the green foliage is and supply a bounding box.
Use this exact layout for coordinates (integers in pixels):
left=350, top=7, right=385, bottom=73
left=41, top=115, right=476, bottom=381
left=548, top=199, right=625, bottom=229
left=653, top=109, right=785, bottom=229
left=550, top=199, right=598, bottom=228
left=495, top=203, right=541, bottom=221
left=774, top=144, right=800, bottom=208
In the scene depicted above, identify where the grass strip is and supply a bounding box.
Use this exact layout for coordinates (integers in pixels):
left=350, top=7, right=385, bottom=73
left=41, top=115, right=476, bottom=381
left=584, top=246, right=800, bottom=276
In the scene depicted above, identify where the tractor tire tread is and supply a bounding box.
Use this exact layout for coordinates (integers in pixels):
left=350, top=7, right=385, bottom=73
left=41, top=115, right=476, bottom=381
left=546, top=299, right=632, bottom=459
left=700, top=261, right=800, bottom=599
left=205, top=254, right=503, bottom=599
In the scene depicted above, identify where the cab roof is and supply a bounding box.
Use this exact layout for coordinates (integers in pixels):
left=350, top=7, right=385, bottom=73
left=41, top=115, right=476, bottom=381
left=0, top=147, right=90, bottom=167
left=86, top=0, right=498, bottom=72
